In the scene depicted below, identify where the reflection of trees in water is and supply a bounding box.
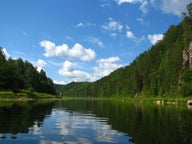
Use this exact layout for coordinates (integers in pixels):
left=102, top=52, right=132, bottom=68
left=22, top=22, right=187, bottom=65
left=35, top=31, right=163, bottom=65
left=59, top=100, right=192, bottom=144
left=1, top=99, right=192, bottom=144
left=0, top=101, right=54, bottom=134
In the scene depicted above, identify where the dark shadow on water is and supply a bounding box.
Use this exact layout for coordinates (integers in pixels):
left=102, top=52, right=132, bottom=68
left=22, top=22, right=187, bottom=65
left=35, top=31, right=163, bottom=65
left=0, top=100, right=54, bottom=134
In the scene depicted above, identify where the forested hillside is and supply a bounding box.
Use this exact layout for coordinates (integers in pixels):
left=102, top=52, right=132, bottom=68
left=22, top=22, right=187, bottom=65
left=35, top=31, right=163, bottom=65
left=0, top=50, right=56, bottom=95
left=56, top=17, right=192, bottom=97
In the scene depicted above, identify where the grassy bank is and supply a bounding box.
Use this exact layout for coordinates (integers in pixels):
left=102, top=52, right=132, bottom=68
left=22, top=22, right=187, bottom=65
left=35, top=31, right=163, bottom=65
left=118, top=96, right=192, bottom=105
left=59, top=96, right=192, bottom=105
left=0, top=90, right=57, bottom=101
left=0, top=91, right=192, bottom=105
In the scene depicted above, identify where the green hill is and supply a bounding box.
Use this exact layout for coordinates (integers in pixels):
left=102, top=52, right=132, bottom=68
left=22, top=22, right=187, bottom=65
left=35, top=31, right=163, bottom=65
left=0, top=50, right=56, bottom=96
left=56, top=17, right=192, bottom=98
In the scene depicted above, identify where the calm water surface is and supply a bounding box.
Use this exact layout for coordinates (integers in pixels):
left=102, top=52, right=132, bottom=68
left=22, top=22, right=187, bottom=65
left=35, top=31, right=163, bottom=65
left=0, top=99, right=192, bottom=144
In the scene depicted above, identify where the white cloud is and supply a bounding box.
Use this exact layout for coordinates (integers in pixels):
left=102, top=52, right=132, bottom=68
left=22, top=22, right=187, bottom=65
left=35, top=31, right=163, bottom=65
left=75, top=22, right=95, bottom=28
left=102, top=18, right=123, bottom=32
left=116, top=0, right=191, bottom=16
left=137, top=18, right=145, bottom=25
left=140, top=0, right=149, bottom=14
left=36, top=59, right=47, bottom=72
left=100, top=0, right=111, bottom=7
left=111, top=33, right=117, bottom=38
left=53, top=80, right=65, bottom=85
left=94, top=56, right=122, bottom=78
left=58, top=57, right=123, bottom=83
left=160, top=0, right=191, bottom=16
left=126, top=31, right=136, bottom=39
left=58, top=60, right=92, bottom=82
left=116, top=0, right=143, bottom=5
left=75, top=22, right=84, bottom=28
left=40, top=40, right=96, bottom=61
left=148, top=34, right=163, bottom=45
left=89, top=37, right=104, bottom=48
left=125, top=25, right=130, bottom=30
left=2, top=48, right=10, bottom=59
left=116, top=0, right=150, bottom=14
left=126, top=30, right=145, bottom=43
left=99, top=56, right=120, bottom=63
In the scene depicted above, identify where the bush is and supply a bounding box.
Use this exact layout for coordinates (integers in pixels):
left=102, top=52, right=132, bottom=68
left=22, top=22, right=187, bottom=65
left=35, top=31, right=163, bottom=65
left=0, top=91, right=15, bottom=98
left=181, top=83, right=192, bottom=97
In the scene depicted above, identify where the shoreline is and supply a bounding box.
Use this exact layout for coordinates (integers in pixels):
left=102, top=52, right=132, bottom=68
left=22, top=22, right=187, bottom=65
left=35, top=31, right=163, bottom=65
left=0, top=93, right=192, bottom=106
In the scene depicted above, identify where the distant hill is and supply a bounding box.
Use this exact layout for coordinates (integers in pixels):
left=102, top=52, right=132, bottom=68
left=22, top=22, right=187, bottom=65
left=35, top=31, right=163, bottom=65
left=56, top=17, right=192, bottom=98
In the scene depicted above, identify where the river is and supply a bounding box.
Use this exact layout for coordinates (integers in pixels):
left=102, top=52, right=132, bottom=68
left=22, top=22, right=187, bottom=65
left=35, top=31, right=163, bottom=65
left=0, top=99, right=192, bottom=144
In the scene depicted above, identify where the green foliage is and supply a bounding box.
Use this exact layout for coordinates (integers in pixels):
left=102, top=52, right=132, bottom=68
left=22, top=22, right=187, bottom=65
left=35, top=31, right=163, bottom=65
left=0, top=50, right=56, bottom=95
left=187, top=2, right=192, bottom=18
left=182, top=69, right=192, bottom=82
left=55, top=82, right=90, bottom=97
left=181, top=69, right=192, bottom=96
left=56, top=17, right=192, bottom=98
left=181, top=83, right=192, bottom=96
left=0, top=91, right=15, bottom=98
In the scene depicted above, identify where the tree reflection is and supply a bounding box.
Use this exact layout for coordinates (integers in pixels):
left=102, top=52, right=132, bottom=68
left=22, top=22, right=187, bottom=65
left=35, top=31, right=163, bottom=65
left=58, top=100, right=192, bottom=144
left=0, top=101, right=54, bottom=134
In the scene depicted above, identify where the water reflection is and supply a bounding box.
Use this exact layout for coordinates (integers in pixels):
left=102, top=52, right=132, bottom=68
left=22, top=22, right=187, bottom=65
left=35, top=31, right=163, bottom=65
left=57, top=100, right=192, bottom=144
left=0, top=99, right=192, bottom=144
left=52, top=109, right=129, bottom=143
left=0, top=101, right=53, bottom=134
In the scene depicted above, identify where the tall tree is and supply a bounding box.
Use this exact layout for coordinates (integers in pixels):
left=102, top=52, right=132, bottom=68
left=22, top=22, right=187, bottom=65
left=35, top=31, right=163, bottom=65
left=0, top=48, right=6, bottom=64
left=187, top=3, right=192, bottom=18
left=56, top=17, right=192, bottom=97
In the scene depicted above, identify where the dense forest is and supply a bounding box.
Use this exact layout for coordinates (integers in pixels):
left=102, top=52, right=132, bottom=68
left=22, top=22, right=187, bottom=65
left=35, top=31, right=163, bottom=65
left=56, top=16, right=192, bottom=98
left=0, top=50, right=56, bottom=95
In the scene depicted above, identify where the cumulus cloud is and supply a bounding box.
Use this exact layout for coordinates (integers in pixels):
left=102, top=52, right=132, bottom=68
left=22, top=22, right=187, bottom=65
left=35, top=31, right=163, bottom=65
left=115, top=0, right=191, bottom=16
left=148, top=34, right=163, bottom=45
left=126, top=31, right=136, bottom=39
left=116, top=0, right=150, bottom=14
left=40, top=40, right=96, bottom=61
left=102, top=18, right=123, bottom=32
left=36, top=59, right=47, bottom=72
left=94, top=56, right=122, bottom=78
left=57, top=57, right=123, bottom=83
left=117, top=0, right=192, bottom=16
left=126, top=30, right=145, bottom=43
left=160, top=0, right=191, bottom=16
left=58, top=60, right=92, bottom=82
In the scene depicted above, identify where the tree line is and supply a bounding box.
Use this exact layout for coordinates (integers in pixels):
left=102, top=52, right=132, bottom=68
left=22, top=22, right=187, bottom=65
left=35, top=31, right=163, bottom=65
left=56, top=16, right=192, bottom=97
left=0, top=50, right=56, bottom=95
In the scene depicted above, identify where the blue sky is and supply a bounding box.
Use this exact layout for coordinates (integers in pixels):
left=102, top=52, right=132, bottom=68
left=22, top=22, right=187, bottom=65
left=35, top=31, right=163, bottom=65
left=0, top=0, right=191, bottom=84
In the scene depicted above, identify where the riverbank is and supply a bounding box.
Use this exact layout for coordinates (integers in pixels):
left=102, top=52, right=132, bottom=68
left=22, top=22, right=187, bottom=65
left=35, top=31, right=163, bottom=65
left=58, top=96, right=192, bottom=105
left=0, top=91, right=192, bottom=105
left=117, top=96, right=192, bottom=105
left=0, top=90, right=57, bottom=101
left=61, top=96, right=192, bottom=106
